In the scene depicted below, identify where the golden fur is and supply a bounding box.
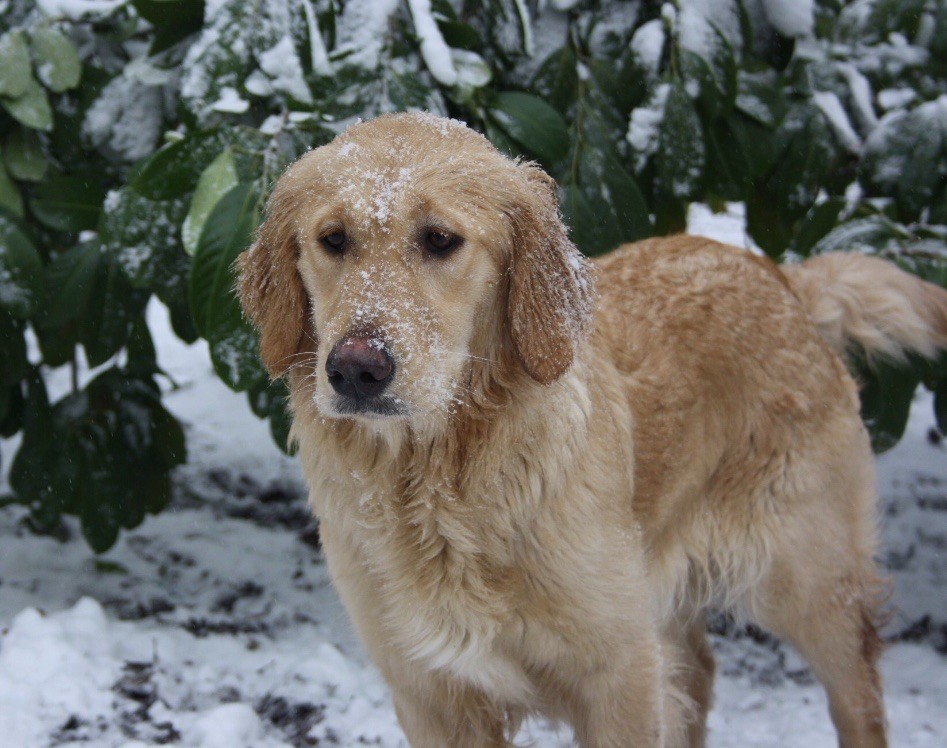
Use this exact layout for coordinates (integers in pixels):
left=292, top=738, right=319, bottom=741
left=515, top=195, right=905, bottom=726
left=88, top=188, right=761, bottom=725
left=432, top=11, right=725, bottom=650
left=238, top=113, right=947, bottom=747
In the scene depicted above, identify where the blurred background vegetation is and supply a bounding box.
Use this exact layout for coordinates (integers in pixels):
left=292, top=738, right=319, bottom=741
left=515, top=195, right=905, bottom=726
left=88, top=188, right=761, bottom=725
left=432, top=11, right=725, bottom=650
left=1, top=0, right=946, bottom=552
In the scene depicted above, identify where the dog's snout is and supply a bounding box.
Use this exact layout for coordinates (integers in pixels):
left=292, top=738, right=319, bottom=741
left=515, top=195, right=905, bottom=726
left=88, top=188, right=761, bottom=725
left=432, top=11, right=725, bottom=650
left=326, top=337, right=395, bottom=399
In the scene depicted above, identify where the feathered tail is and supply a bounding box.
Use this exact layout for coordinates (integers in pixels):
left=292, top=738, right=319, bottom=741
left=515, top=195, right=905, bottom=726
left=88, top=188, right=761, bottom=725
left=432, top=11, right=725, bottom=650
left=782, top=253, right=947, bottom=364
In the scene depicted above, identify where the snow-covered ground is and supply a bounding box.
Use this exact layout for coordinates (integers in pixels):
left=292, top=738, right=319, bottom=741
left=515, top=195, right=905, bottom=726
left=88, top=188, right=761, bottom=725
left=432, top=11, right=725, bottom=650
left=1, top=209, right=945, bottom=747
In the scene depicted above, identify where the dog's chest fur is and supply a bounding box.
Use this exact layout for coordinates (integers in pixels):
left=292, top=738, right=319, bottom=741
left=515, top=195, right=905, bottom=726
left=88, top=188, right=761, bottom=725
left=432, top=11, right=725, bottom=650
left=316, top=448, right=535, bottom=699
left=302, top=385, right=599, bottom=703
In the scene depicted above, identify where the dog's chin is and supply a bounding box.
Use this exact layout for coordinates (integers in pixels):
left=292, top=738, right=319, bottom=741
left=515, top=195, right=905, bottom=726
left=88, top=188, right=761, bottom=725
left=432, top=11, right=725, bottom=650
left=323, top=395, right=408, bottom=421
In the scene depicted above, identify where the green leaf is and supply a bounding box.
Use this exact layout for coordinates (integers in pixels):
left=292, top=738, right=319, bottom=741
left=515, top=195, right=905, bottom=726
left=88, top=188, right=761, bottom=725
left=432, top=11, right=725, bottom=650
left=562, top=183, right=615, bottom=257
left=0, top=379, right=25, bottom=438
left=3, top=127, right=47, bottom=181
left=748, top=103, right=839, bottom=255
left=81, top=497, right=121, bottom=554
left=30, top=176, right=106, bottom=233
left=574, top=116, right=652, bottom=253
left=935, top=377, right=947, bottom=434
left=857, top=358, right=922, bottom=454
left=488, top=91, right=570, bottom=166
left=182, top=148, right=240, bottom=256
left=248, top=378, right=294, bottom=454
left=132, top=127, right=268, bottom=201
left=9, top=372, right=68, bottom=519
left=705, top=118, right=754, bottom=201
left=679, top=25, right=736, bottom=120
left=789, top=197, right=846, bottom=257
left=0, top=31, right=31, bottom=99
left=810, top=215, right=904, bottom=256
left=79, top=248, right=149, bottom=366
left=41, top=243, right=103, bottom=329
left=0, top=212, right=43, bottom=318
left=99, top=187, right=190, bottom=293
left=189, top=182, right=258, bottom=337
left=133, top=0, right=205, bottom=30
left=531, top=46, right=579, bottom=116
left=1, top=75, right=53, bottom=131
left=0, top=163, right=23, bottom=217
left=0, top=314, right=28, bottom=394
left=30, top=27, right=82, bottom=92
left=656, top=80, right=705, bottom=199
left=190, top=182, right=266, bottom=390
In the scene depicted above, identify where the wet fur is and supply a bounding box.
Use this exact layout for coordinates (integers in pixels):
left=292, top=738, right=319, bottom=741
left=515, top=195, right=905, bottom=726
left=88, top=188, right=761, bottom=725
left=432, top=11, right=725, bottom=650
left=238, top=113, right=947, bottom=747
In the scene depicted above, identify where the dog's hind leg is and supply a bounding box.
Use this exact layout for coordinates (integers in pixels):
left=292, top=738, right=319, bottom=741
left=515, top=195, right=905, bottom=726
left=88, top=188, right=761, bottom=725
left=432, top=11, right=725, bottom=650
left=680, top=614, right=716, bottom=748
left=744, top=464, right=888, bottom=748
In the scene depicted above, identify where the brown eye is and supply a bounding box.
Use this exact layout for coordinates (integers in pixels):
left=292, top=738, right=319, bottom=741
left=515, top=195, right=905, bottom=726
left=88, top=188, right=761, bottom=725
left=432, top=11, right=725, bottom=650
left=321, top=230, right=346, bottom=254
left=424, top=229, right=461, bottom=255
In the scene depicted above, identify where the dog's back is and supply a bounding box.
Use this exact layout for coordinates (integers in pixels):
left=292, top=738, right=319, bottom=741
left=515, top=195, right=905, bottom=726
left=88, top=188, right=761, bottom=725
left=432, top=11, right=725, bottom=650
left=592, top=235, right=947, bottom=747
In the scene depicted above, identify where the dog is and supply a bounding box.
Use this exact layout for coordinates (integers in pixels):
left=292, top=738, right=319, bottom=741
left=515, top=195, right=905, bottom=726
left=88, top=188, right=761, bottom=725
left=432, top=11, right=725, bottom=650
left=238, top=112, right=947, bottom=747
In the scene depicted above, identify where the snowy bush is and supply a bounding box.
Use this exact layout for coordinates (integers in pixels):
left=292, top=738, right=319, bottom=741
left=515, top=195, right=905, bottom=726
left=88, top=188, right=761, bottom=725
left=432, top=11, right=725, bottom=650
left=1, top=0, right=946, bottom=551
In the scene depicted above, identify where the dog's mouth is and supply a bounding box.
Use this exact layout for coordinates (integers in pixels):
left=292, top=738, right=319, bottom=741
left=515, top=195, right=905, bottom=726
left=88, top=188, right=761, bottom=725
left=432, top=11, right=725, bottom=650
left=331, top=394, right=406, bottom=419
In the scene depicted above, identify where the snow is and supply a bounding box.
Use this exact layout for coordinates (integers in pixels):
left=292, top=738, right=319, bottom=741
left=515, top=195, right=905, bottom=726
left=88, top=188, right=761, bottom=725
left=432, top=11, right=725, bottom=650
left=878, top=87, right=917, bottom=111
left=627, top=83, right=669, bottom=171
left=760, top=0, right=814, bottom=37
left=83, top=70, right=166, bottom=162
left=210, top=86, right=249, bottom=114
left=838, top=62, right=879, bottom=131
left=677, top=0, right=743, bottom=58
left=1, top=212, right=946, bottom=746
left=407, top=0, right=458, bottom=87
left=630, top=19, right=665, bottom=77
left=36, top=0, right=124, bottom=20
left=335, top=0, right=401, bottom=70
left=687, top=202, right=760, bottom=253
left=300, top=0, right=331, bottom=77
left=258, top=36, right=312, bottom=104
left=813, top=90, right=862, bottom=153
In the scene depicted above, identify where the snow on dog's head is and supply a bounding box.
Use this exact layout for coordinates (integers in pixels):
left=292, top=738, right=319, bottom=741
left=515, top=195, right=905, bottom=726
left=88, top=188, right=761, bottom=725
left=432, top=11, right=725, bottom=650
left=238, top=112, right=594, bottom=426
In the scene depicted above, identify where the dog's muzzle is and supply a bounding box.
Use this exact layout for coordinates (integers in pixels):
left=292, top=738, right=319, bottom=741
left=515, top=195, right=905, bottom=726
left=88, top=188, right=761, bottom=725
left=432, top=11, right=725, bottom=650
left=326, top=335, right=398, bottom=414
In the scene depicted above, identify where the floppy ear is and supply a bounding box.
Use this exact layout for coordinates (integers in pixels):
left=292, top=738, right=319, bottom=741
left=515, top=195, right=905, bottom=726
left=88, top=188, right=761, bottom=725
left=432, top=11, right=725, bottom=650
left=237, top=182, right=313, bottom=379
left=507, top=165, right=595, bottom=384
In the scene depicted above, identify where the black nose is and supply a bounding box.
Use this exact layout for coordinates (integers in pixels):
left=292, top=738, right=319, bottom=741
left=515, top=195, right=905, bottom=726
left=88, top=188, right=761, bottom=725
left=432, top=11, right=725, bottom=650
left=326, top=337, right=395, bottom=399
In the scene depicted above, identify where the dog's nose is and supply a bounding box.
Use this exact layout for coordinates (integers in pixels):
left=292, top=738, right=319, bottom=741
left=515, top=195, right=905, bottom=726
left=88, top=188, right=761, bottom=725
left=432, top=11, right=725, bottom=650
left=326, top=337, right=395, bottom=399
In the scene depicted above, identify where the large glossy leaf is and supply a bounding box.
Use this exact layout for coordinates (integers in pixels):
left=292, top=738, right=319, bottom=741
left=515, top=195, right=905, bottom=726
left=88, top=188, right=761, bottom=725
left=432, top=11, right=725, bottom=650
left=1, top=76, right=53, bottom=131
left=182, top=148, right=240, bottom=256
left=30, top=28, right=81, bottom=92
left=39, top=242, right=148, bottom=366
left=488, top=91, right=570, bottom=166
left=99, top=187, right=189, bottom=291
left=0, top=314, right=28, bottom=398
left=133, top=0, right=205, bottom=29
left=0, top=31, right=31, bottom=99
left=132, top=127, right=268, bottom=201
left=656, top=80, right=705, bottom=199
left=858, top=358, right=922, bottom=454
left=0, top=212, right=43, bottom=318
left=0, top=162, right=23, bottom=217
left=30, top=175, right=106, bottom=232
left=189, top=182, right=266, bottom=390
left=3, top=127, right=46, bottom=181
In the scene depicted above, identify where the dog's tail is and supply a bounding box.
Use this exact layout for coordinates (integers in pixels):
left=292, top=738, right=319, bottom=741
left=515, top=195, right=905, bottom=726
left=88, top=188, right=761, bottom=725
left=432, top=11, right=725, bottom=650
left=782, top=252, right=947, bottom=364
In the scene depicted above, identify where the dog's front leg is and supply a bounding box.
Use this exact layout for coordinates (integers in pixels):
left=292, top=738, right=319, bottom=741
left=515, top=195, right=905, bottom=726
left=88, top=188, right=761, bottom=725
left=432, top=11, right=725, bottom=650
left=566, top=630, right=679, bottom=748
left=392, top=677, right=513, bottom=748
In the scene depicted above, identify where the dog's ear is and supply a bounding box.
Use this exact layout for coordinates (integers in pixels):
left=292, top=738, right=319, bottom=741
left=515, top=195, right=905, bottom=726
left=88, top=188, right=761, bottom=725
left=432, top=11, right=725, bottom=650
left=237, top=182, right=313, bottom=379
left=507, top=165, right=595, bottom=384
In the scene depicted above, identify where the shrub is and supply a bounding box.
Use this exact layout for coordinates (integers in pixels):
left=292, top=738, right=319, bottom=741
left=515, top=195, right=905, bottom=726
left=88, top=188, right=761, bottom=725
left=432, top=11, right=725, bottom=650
left=1, top=0, right=945, bottom=551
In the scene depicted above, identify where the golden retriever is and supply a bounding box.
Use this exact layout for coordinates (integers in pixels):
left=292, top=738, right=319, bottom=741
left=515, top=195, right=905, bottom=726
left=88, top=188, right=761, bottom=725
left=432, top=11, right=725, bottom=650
left=238, top=112, right=947, bottom=747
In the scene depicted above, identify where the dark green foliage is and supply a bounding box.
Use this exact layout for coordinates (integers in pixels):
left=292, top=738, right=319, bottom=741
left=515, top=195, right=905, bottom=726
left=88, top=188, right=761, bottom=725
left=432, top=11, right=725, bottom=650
left=1, top=0, right=946, bottom=552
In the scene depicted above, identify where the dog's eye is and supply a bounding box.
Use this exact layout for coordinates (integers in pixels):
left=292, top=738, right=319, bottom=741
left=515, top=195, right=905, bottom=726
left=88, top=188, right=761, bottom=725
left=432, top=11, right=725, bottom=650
left=321, top=231, right=347, bottom=254
left=424, top=230, right=461, bottom=255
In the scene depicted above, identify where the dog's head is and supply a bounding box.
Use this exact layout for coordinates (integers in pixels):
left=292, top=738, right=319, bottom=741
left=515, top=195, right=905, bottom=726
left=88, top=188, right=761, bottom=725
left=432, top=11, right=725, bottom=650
left=238, top=113, right=593, bottom=424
